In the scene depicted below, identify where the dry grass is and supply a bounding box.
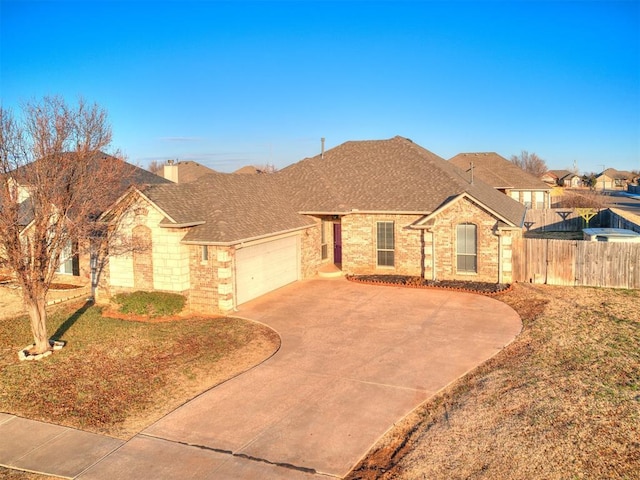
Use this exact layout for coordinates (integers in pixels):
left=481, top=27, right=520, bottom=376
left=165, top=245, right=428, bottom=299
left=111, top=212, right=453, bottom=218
left=347, top=283, right=639, bottom=480
left=0, top=468, right=56, bottom=479
left=0, top=302, right=279, bottom=439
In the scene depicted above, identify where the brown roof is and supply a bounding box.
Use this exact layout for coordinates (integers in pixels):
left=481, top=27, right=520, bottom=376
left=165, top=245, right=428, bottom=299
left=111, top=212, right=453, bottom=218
left=233, top=165, right=261, bottom=175
left=139, top=137, right=526, bottom=244
left=143, top=173, right=314, bottom=244
left=166, top=160, right=217, bottom=183
left=449, top=152, right=551, bottom=191
left=599, top=168, right=635, bottom=180
left=278, top=136, right=525, bottom=225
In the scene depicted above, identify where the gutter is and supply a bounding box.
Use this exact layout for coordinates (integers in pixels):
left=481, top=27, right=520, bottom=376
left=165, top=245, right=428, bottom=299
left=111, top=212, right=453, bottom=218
left=180, top=224, right=313, bottom=247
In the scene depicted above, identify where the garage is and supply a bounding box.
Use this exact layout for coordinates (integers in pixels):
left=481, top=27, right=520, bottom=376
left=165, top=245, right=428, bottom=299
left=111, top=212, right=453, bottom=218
left=235, top=235, right=300, bottom=305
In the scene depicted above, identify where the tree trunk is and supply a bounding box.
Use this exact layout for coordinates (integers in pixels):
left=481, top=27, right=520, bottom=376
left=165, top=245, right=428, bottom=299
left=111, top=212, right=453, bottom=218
left=25, top=295, right=49, bottom=354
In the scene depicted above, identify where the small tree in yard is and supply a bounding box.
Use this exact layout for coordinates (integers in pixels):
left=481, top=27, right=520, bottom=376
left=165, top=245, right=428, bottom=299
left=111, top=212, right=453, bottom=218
left=510, top=151, right=548, bottom=178
left=0, top=96, right=134, bottom=355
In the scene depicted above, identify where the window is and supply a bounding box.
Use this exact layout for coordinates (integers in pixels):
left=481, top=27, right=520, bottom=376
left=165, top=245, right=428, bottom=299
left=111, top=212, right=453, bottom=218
left=377, top=221, right=395, bottom=267
left=321, top=220, right=328, bottom=260
left=456, top=224, right=477, bottom=273
left=201, top=245, right=209, bottom=262
left=57, top=239, right=74, bottom=275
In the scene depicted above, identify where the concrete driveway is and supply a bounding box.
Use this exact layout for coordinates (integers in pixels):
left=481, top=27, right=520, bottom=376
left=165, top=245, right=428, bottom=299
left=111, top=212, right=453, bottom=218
left=80, top=278, right=521, bottom=479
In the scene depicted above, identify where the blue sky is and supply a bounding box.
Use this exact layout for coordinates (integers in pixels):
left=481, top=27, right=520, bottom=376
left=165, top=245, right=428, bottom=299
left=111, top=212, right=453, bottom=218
left=2, top=0, right=639, bottom=174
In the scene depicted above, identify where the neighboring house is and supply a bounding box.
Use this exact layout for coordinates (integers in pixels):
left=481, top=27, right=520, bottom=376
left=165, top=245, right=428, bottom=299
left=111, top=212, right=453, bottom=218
left=595, top=168, right=636, bottom=191
left=543, top=169, right=582, bottom=188
left=163, top=160, right=217, bottom=183
left=449, top=152, right=552, bottom=209
left=1, top=152, right=170, bottom=281
left=102, top=136, right=525, bottom=315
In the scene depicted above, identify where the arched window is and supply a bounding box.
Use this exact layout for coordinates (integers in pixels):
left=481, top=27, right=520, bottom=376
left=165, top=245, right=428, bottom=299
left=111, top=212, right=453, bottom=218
left=456, top=223, right=477, bottom=273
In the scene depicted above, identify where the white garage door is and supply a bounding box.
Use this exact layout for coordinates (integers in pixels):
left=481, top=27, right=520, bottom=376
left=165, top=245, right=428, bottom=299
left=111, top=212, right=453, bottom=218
left=235, top=236, right=299, bottom=305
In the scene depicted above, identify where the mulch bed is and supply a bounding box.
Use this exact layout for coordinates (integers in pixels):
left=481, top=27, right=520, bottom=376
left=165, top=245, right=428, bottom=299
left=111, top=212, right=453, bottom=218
left=49, top=283, right=84, bottom=290
left=346, top=275, right=512, bottom=295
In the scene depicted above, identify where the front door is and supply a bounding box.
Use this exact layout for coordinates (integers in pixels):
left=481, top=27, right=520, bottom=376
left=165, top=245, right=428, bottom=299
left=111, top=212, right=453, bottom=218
left=333, top=223, right=342, bottom=265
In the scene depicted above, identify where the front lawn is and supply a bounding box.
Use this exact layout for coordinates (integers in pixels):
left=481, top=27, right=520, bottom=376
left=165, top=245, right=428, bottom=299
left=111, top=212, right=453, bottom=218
left=0, top=302, right=279, bottom=439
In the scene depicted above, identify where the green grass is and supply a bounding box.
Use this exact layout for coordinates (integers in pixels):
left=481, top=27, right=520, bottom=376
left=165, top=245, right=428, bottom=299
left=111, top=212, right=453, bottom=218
left=111, top=291, right=186, bottom=317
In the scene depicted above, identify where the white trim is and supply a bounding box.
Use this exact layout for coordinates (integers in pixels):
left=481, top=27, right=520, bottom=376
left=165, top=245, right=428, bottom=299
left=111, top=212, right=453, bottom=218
left=413, top=192, right=518, bottom=228
left=181, top=225, right=312, bottom=247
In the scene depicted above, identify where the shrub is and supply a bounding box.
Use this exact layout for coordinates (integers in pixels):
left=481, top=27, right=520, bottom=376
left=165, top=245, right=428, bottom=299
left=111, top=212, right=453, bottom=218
left=112, top=291, right=186, bottom=317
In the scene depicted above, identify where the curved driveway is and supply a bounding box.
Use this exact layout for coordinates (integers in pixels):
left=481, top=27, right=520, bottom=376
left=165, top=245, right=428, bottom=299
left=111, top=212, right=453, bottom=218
left=80, top=278, right=521, bottom=479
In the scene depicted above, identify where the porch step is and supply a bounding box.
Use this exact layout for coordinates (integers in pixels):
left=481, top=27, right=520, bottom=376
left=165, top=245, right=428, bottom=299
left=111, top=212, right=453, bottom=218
left=317, top=264, right=344, bottom=278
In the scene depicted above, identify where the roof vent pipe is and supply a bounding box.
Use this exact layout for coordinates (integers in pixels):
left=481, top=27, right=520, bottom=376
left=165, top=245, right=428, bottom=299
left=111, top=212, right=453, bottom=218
left=470, top=162, right=474, bottom=185
left=321, top=137, right=325, bottom=159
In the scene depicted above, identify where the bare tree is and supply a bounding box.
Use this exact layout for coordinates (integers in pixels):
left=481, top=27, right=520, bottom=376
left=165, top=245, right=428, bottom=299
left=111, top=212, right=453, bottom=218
left=147, top=159, right=165, bottom=175
left=510, top=151, right=548, bottom=177
left=256, top=163, right=278, bottom=174
left=0, top=97, right=134, bottom=355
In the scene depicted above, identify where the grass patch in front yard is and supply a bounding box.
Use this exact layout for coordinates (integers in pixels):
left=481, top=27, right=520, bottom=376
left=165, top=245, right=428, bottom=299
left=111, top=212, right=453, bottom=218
left=111, top=290, right=186, bottom=317
left=0, top=303, right=279, bottom=439
left=347, top=284, right=640, bottom=480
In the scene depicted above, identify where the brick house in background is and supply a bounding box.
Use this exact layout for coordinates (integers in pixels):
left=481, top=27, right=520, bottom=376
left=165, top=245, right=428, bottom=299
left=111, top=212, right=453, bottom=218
left=449, top=152, right=552, bottom=209
left=542, top=169, right=582, bottom=188
left=101, top=136, right=525, bottom=315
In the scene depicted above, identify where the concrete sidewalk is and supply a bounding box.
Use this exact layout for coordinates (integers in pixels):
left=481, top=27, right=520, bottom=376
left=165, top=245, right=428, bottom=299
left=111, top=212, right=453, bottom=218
left=0, top=413, right=123, bottom=478
left=1, top=278, right=521, bottom=479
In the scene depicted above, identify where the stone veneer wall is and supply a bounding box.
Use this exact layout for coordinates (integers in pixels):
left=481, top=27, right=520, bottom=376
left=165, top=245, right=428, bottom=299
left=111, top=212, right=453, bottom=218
left=337, top=200, right=520, bottom=283
left=341, top=213, right=423, bottom=276
left=300, top=220, right=322, bottom=278
left=188, top=244, right=234, bottom=315
left=427, top=197, right=505, bottom=282
left=107, top=197, right=190, bottom=294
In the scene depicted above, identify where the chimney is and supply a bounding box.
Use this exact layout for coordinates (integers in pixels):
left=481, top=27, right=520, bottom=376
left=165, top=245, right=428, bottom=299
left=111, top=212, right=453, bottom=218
left=163, top=160, right=179, bottom=183
left=321, top=137, right=325, bottom=159
left=470, top=162, right=474, bottom=185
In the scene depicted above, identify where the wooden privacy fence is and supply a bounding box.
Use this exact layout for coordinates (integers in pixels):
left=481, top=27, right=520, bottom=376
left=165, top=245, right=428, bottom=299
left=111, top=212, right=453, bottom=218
left=512, top=238, right=640, bottom=289
left=523, top=208, right=605, bottom=232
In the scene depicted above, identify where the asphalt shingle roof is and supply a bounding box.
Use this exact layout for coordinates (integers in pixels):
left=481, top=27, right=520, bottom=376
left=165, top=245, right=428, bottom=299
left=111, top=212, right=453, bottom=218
left=449, top=152, right=551, bottom=191
left=166, top=161, right=217, bottom=183
left=278, top=136, right=525, bottom=225
left=141, top=136, right=526, bottom=244
left=144, top=173, right=315, bottom=244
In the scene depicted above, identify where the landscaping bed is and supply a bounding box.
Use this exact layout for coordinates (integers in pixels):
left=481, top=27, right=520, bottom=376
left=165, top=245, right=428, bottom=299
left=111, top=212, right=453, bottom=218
left=347, top=274, right=511, bottom=295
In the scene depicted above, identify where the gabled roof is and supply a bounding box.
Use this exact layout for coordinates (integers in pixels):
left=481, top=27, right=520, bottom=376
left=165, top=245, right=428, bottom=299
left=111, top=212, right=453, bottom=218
left=142, top=172, right=315, bottom=244
left=449, top=152, right=551, bottom=191
left=124, top=137, right=526, bottom=244
left=598, top=168, right=635, bottom=180
left=278, top=136, right=525, bottom=226
left=234, top=165, right=262, bottom=175
left=163, top=160, right=217, bottom=183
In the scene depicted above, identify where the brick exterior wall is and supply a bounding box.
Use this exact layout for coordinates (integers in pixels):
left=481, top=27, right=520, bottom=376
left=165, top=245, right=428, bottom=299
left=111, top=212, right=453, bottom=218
left=341, top=213, right=423, bottom=276
left=188, top=245, right=234, bottom=315
left=333, top=199, right=521, bottom=284
left=426, top=197, right=520, bottom=283
left=101, top=192, right=521, bottom=314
